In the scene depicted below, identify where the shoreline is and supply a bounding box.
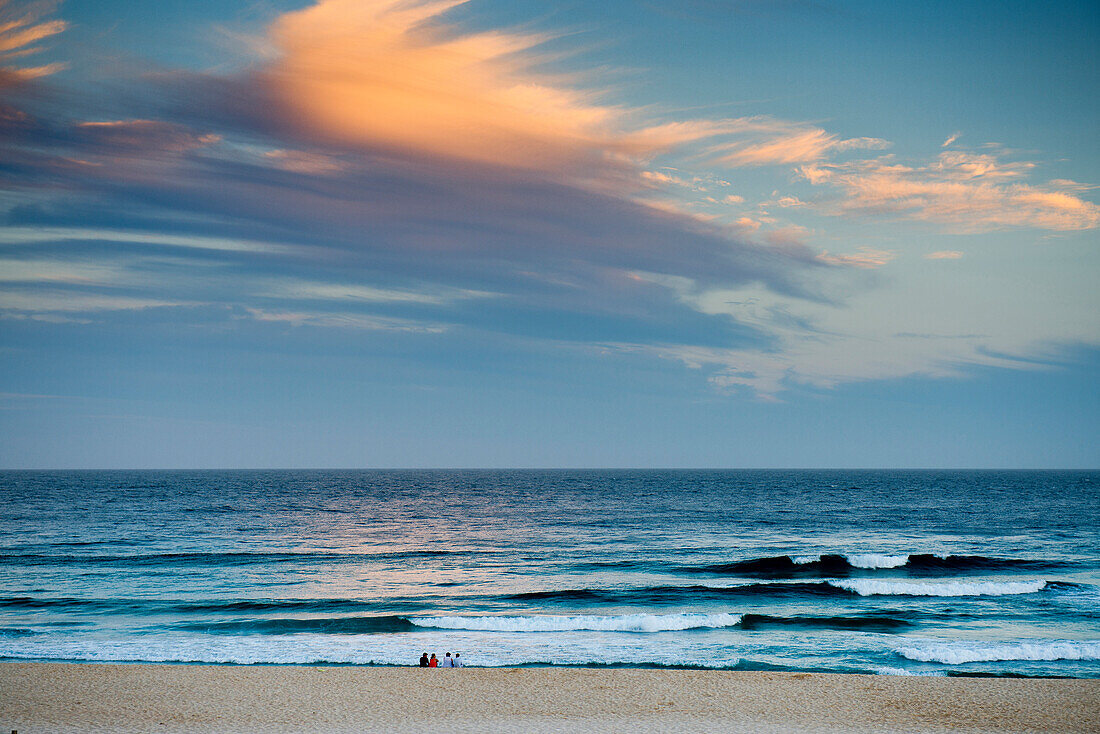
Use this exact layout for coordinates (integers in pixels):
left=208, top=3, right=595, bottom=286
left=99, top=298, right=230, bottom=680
left=0, top=659, right=1090, bottom=678
left=4, top=662, right=1098, bottom=733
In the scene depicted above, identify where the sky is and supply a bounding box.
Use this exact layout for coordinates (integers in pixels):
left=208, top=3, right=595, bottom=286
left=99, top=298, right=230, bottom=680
left=0, top=0, right=1097, bottom=469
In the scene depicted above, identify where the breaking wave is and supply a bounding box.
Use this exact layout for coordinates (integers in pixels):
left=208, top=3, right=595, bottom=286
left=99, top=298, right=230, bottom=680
left=681, top=554, right=1067, bottom=578
left=507, top=582, right=847, bottom=604
left=896, top=639, right=1100, bottom=664
left=829, top=579, right=1050, bottom=597
left=507, top=579, right=1080, bottom=603
left=412, top=613, right=744, bottom=633
left=738, top=613, right=914, bottom=632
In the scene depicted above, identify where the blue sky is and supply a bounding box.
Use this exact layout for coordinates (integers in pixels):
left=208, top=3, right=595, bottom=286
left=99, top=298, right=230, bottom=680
left=1, top=0, right=1097, bottom=468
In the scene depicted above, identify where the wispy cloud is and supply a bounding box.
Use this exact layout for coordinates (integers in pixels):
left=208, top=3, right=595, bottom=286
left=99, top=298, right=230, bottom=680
left=0, top=227, right=307, bottom=256
left=1, top=0, right=1096, bottom=403
left=799, top=150, right=1099, bottom=232
left=243, top=307, right=446, bottom=333
left=74, top=120, right=222, bottom=155
left=0, top=0, right=66, bottom=86
left=263, top=280, right=494, bottom=306
left=0, top=290, right=191, bottom=313
left=606, top=272, right=1094, bottom=396
left=262, top=149, right=346, bottom=174
left=708, top=120, right=889, bottom=167
left=0, top=256, right=127, bottom=284
left=817, top=247, right=895, bottom=269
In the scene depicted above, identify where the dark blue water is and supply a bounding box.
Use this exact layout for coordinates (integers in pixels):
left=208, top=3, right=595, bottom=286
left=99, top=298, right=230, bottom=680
left=1, top=470, right=1097, bottom=676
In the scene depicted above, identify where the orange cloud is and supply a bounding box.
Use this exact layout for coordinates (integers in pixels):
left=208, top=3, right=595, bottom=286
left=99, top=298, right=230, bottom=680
left=708, top=121, right=889, bottom=167
left=926, top=251, right=963, bottom=260
left=799, top=151, right=1100, bottom=232
left=265, top=0, right=627, bottom=171
left=0, top=0, right=66, bottom=86
left=261, top=1, right=887, bottom=180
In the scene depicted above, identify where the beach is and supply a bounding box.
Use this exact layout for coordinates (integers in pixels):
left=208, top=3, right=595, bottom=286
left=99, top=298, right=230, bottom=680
left=3, top=663, right=1097, bottom=733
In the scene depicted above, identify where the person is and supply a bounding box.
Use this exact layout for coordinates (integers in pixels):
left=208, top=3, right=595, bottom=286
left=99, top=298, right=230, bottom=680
left=441, top=652, right=454, bottom=667
left=419, top=652, right=429, bottom=667
left=428, top=653, right=438, bottom=668
left=453, top=652, right=463, bottom=668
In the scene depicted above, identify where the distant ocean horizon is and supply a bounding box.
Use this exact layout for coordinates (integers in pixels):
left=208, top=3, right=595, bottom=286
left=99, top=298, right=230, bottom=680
left=2, top=469, right=1097, bottom=677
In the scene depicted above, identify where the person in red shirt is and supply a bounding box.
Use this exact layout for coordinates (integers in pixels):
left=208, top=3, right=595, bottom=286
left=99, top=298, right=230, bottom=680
left=428, top=653, right=438, bottom=668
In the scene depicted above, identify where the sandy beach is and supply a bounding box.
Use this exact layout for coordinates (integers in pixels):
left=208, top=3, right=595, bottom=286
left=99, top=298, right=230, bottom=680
left=1, top=663, right=1096, bottom=733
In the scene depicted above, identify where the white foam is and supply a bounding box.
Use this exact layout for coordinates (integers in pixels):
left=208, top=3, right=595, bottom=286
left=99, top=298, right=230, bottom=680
left=790, top=553, right=909, bottom=568
left=873, top=666, right=946, bottom=676
left=830, top=579, right=1047, bottom=597
left=896, top=639, right=1100, bottom=665
left=412, top=613, right=744, bottom=633
left=845, top=554, right=909, bottom=569
left=0, top=632, right=744, bottom=669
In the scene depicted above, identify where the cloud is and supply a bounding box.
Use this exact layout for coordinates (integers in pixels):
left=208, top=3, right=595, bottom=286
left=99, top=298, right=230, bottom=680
left=925, top=250, right=963, bottom=260
left=262, top=280, right=494, bottom=306
left=263, top=149, right=346, bottom=174
left=605, top=270, right=1095, bottom=396
left=0, top=0, right=66, bottom=87
left=773, top=195, right=806, bottom=208
left=0, top=227, right=306, bottom=256
left=799, top=150, right=1100, bottom=232
left=74, top=120, right=222, bottom=155
left=708, top=120, right=889, bottom=167
left=243, top=307, right=446, bottom=333
left=641, top=170, right=686, bottom=186
left=817, top=247, right=895, bottom=269
left=0, top=290, right=190, bottom=313
left=2, top=0, right=1096, bottom=404
left=258, top=1, right=887, bottom=181
left=0, top=256, right=127, bottom=284
left=262, top=0, right=626, bottom=171
left=0, top=0, right=828, bottom=296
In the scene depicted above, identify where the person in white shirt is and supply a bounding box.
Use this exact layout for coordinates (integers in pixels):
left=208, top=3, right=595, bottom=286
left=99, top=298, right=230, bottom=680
left=441, top=652, right=454, bottom=667
left=453, top=652, right=464, bottom=668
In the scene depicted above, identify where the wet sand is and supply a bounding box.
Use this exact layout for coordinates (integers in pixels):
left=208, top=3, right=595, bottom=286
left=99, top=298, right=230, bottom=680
left=2, top=663, right=1098, bottom=733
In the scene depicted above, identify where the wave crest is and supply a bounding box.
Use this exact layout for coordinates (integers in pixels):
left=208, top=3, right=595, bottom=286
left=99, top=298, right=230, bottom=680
left=896, top=639, right=1100, bottom=664
left=171, top=616, right=417, bottom=635
left=681, top=553, right=1065, bottom=578
left=412, top=613, right=743, bottom=633
left=830, top=579, right=1049, bottom=596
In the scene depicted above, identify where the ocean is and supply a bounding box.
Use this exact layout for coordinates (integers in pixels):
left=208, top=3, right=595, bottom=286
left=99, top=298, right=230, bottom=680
left=1, top=470, right=1098, bottom=677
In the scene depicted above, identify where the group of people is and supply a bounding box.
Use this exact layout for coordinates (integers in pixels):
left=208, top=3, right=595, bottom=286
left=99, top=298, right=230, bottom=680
left=419, top=652, right=463, bottom=668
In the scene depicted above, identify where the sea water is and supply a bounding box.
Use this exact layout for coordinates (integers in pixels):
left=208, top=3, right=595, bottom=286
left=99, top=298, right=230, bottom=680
left=1, top=470, right=1097, bottom=677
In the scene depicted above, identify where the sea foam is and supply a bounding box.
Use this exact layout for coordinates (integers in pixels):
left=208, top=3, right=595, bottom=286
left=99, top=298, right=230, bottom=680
left=829, top=579, right=1048, bottom=596
left=895, top=639, right=1100, bottom=664
left=412, top=613, right=743, bottom=633
left=845, top=554, right=909, bottom=569
left=789, top=554, right=907, bottom=569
